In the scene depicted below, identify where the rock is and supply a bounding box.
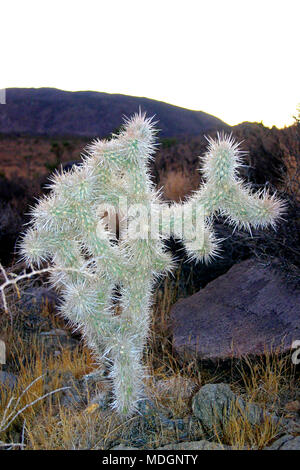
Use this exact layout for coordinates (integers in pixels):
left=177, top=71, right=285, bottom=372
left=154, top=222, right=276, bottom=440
left=192, top=383, right=263, bottom=434
left=157, top=440, right=228, bottom=450
left=0, top=371, right=18, bottom=390
left=39, top=332, right=79, bottom=355
left=59, top=370, right=112, bottom=410
left=111, top=440, right=228, bottom=450
left=81, top=370, right=111, bottom=409
left=40, top=329, right=68, bottom=337
left=136, top=397, right=163, bottom=429
left=19, top=287, right=59, bottom=316
left=110, top=445, right=140, bottom=450
left=88, top=383, right=112, bottom=411
left=283, top=417, right=300, bottom=435
left=158, top=415, right=201, bottom=433
left=265, top=434, right=300, bottom=450
left=82, top=369, right=107, bottom=389
left=155, top=376, right=197, bottom=401
left=284, top=400, right=300, bottom=413
left=0, top=202, right=23, bottom=264
left=59, top=372, right=83, bottom=408
left=170, top=258, right=300, bottom=361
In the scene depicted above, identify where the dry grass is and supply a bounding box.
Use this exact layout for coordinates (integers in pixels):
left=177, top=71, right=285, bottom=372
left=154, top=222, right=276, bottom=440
left=158, top=170, right=200, bottom=202
left=0, top=267, right=299, bottom=450
left=238, top=351, right=295, bottom=407
left=0, top=331, right=96, bottom=447
left=219, top=408, right=281, bottom=450
left=213, top=348, right=299, bottom=449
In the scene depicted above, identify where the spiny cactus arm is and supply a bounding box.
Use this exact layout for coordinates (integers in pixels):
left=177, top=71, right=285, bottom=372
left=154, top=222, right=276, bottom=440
left=217, top=182, right=285, bottom=231
left=158, top=133, right=284, bottom=262
left=85, top=138, right=129, bottom=171
left=119, top=112, right=158, bottom=162
left=116, top=118, right=158, bottom=206
left=108, top=277, right=153, bottom=416
left=109, top=333, right=145, bottom=416
left=158, top=201, right=221, bottom=264
left=192, top=133, right=285, bottom=231
left=19, top=227, right=53, bottom=267
left=85, top=112, right=157, bottom=169
left=59, top=277, right=120, bottom=335
left=21, top=181, right=131, bottom=281
left=181, top=220, right=222, bottom=264
left=20, top=227, right=97, bottom=292
left=116, top=206, right=172, bottom=416
left=82, top=113, right=158, bottom=213
left=21, top=213, right=119, bottom=280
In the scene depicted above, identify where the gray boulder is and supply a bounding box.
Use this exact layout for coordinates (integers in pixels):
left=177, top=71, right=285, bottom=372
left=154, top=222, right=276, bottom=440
left=110, top=445, right=140, bottom=450
left=18, top=287, right=59, bottom=316
left=154, top=376, right=197, bottom=400
left=171, top=258, right=300, bottom=361
left=111, top=440, right=228, bottom=450
left=0, top=371, right=18, bottom=390
left=265, top=434, right=300, bottom=450
left=192, top=383, right=263, bottom=434
left=157, top=440, right=228, bottom=450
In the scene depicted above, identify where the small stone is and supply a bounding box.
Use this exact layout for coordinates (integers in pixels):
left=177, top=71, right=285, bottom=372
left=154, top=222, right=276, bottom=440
left=60, top=372, right=83, bottom=408
left=110, top=440, right=230, bottom=450
left=192, top=383, right=263, bottom=434
left=265, top=434, right=300, bottom=450
left=0, top=371, right=18, bottom=390
left=155, top=376, right=197, bottom=400
left=137, top=397, right=159, bottom=418
left=157, top=440, right=229, bottom=450
left=39, top=333, right=79, bottom=355
left=110, top=445, right=140, bottom=450
left=19, top=287, right=59, bottom=315
left=85, top=403, right=100, bottom=414
left=89, top=386, right=111, bottom=411
left=284, top=400, right=300, bottom=413
left=40, top=329, right=68, bottom=336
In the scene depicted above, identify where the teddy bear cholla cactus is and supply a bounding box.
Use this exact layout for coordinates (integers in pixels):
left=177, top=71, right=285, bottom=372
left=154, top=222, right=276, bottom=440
left=20, top=113, right=284, bottom=416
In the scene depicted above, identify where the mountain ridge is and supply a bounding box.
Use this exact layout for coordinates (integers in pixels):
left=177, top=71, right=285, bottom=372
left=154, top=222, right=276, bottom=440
left=0, top=87, right=229, bottom=137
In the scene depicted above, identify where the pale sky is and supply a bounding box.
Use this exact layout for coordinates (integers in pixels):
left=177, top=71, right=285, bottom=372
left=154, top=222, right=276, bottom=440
left=1, top=0, right=299, bottom=128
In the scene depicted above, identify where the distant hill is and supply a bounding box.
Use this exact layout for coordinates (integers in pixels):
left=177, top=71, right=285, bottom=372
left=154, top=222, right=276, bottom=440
left=0, top=88, right=229, bottom=138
